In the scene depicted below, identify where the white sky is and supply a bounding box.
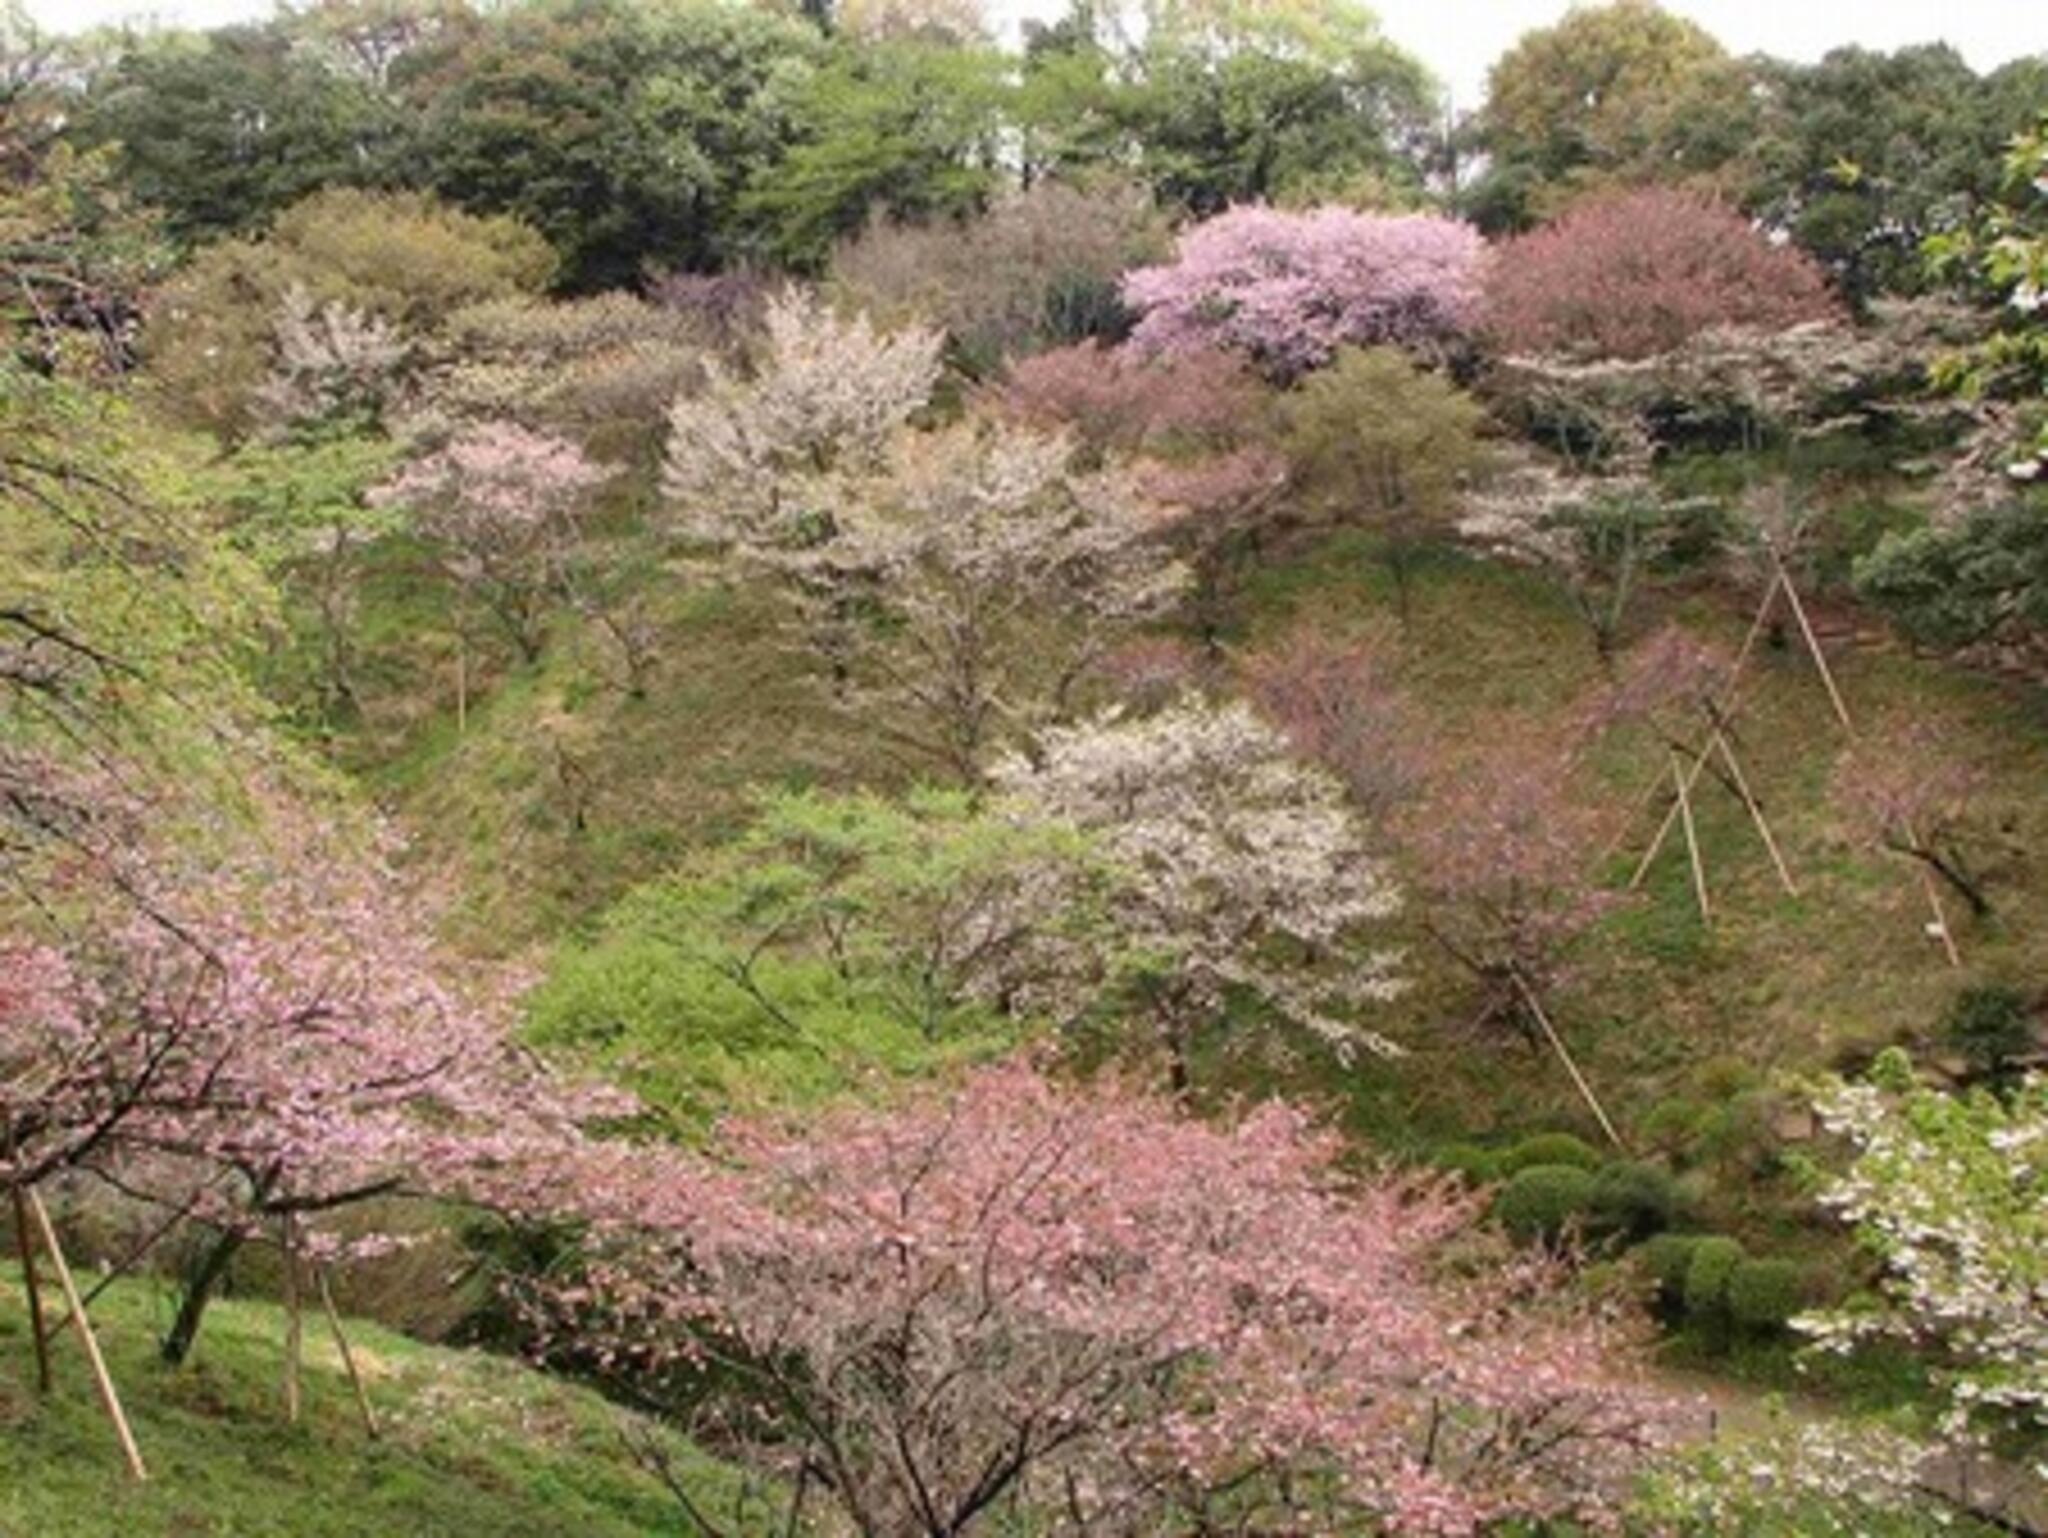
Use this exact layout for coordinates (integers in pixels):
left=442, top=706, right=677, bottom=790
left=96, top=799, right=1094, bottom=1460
left=24, top=0, right=2048, bottom=110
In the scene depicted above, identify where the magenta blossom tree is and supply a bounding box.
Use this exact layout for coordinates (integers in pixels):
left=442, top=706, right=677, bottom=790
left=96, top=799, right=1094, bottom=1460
left=1120, top=205, right=1485, bottom=380
left=558, top=1063, right=1673, bottom=1537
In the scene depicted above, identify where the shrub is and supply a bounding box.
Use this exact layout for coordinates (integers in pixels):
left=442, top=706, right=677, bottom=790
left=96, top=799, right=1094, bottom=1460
left=144, top=188, right=553, bottom=437
left=1682, top=1235, right=1747, bottom=1320
left=1854, top=496, right=2048, bottom=653
left=1483, top=187, right=1839, bottom=362
left=1120, top=204, right=1484, bottom=380
left=1633, top=1233, right=1702, bottom=1304
left=1435, top=1143, right=1502, bottom=1186
left=830, top=180, right=1167, bottom=374
left=1500, top=1132, right=1604, bottom=1175
left=1492, top=1164, right=1599, bottom=1243
left=1590, top=1160, right=1683, bottom=1240
left=1726, top=1259, right=1807, bottom=1334
left=1940, top=984, right=2035, bottom=1081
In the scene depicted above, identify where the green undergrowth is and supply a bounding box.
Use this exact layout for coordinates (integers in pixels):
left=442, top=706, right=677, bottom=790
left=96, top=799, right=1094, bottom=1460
left=0, top=1267, right=748, bottom=1537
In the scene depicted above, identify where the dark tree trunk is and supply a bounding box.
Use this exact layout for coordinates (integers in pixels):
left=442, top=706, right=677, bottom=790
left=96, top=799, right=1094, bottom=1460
left=161, top=1225, right=246, bottom=1366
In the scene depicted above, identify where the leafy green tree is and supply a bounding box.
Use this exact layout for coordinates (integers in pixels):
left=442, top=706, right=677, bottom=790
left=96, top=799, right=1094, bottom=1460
left=1744, top=47, right=2048, bottom=306
left=1278, top=346, right=1491, bottom=622
left=1469, top=0, right=1757, bottom=231
left=1, top=7, right=171, bottom=374
left=740, top=36, right=1008, bottom=271
left=408, top=0, right=820, bottom=291
left=75, top=19, right=409, bottom=242
left=1123, top=28, right=1433, bottom=214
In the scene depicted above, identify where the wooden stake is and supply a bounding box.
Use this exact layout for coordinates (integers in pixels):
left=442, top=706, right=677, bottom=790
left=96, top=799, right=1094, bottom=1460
left=1902, top=820, right=1963, bottom=968
left=1714, top=731, right=1798, bottom=897
left=1629, top=738, right=1716, bottom=889
left=281, top=1212, right=303, bottom=1426
left=9, top=1180, right=52, bottom=1394
left=1768, top=546, right=1852, bottom=732
left=1511, top=974, right=1626, bottom=1152
left=318, top=1269, right=379, bottom=1439
left=26, top=1188, right=146, bottom=1482
left=1672, top=750, right=1711, bottom=925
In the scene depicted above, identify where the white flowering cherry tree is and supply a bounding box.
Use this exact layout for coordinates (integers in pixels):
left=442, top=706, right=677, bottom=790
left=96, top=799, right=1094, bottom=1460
left=994, top=696, right=1403, bottom=1089
left=661, top=286, right=943, bottom=546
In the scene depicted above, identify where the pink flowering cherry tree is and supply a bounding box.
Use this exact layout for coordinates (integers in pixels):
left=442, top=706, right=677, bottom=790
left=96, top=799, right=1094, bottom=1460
left=1120, top=205, right=1485, bottom=380
left=371, top=420, right=609, bottom=664
left=555, top=1063, right=1674, bottom=1537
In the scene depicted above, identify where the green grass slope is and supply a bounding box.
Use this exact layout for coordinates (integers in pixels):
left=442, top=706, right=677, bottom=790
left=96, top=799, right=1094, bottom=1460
left=0, top=1268, right=736, bottom=1537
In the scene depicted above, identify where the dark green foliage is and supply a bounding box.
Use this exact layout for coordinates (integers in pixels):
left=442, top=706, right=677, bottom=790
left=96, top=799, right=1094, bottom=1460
left=1743, top=47, right=2048, bottom=306
left=1588, top=1159, right=1682, bottom=1241
left=1491, top=1163, right=1598, bottom=1242
left=1854, top=496, right=2048, bottom=651
left=1122, top=36, right=1432, bottom=216
left=1726, top=1258, right=1807, bottom=1333
left=1940, top=984, right=2036, bottom=1082
left=1434, top=1142, right=1502, bottom=1186
left=1498, top=1131, right=1603, bottom=1175
left=1682, top=1235, right=1747, bottom=1320
left=407, top=0, right=821, bottom=290
left=76, top=21, right=410, bottom=242
left=1633, top=1233, right=1702, bottom=1303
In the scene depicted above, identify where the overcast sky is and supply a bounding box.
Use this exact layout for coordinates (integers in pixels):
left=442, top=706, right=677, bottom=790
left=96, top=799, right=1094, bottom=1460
left=23, top=0, right=2047, bottom=109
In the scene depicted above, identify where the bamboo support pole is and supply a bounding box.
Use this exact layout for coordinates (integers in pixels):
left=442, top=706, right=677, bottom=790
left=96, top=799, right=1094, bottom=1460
left=1768, top=546, right=1853, bottom=732
left=281, top=1212, right=303, bottom=1425
left=1629, top=738, right=1717, bottom=889
left=1901, top=820, right=1963, bottom=968
left=1715, top=732, right=1798, bottom=896
left=1511, top=973, right=1626, bottom=1152
left=1672, top=751, right=1711, bottom=925
left=9, top=1180, right=52, bottom=1394
left=26, top=1188, right=146, bottom=1481
left=318, top=1269, right=379, bottom=1439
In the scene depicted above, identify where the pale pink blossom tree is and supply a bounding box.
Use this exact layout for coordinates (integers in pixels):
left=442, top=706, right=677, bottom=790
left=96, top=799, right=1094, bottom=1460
left=371, top=420, right=609, bottom=664
left=556, top=1063, right=1673, bottom=1537
left=1120, top=205, right=1485, bottom=380
left=4, top=800, right=621, bottom=1366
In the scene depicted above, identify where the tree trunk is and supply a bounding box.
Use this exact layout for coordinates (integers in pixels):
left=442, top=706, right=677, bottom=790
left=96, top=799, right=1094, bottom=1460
left=161, top=1226, right=246, bottom=1367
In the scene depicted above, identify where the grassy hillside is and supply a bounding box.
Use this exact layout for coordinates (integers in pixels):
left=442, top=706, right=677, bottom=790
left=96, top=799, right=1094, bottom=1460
left=0, top=1268, right=741, bottom=1537
left=1226, top=531, right=2048, bottom=1250
left=370, top=514, right=2048, bottom=1272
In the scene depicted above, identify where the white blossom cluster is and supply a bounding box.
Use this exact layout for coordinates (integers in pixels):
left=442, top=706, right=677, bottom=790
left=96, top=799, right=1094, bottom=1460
left=1798, top=1053, right=2048, bottom=1477
left=660, top=287, right=942, bottom=545
left=253, top=283, right=409, bottom=431
left=995, top=697, right=1405, bottom=1065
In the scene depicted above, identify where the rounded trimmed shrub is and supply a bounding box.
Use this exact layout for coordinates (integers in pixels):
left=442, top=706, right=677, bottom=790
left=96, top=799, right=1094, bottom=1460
left=1434, top=1143, right=1502, bottom=1186
left=1492, top=1164, right=1598, bottom=1243
left=1727, top=1258, right=1807, bottom=1333
left=1632, top=1233, right=1701, bottom=1304
left=1589, top=1160, right=1683, bottom=1240
left=1682, top=1235, right=1747, bottom=1320
left=1499, top=1132, right=1603, bottom=1175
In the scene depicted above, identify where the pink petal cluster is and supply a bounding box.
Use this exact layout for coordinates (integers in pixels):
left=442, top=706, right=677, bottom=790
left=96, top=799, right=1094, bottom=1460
left=554, top=1062, right=1671, bottom=1534
left=1121, top=205, right=1485, bottom=379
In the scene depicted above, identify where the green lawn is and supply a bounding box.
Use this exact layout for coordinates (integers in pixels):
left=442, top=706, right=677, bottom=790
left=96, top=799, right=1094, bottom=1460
left=0, top=1268, right=751, bottom=1537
